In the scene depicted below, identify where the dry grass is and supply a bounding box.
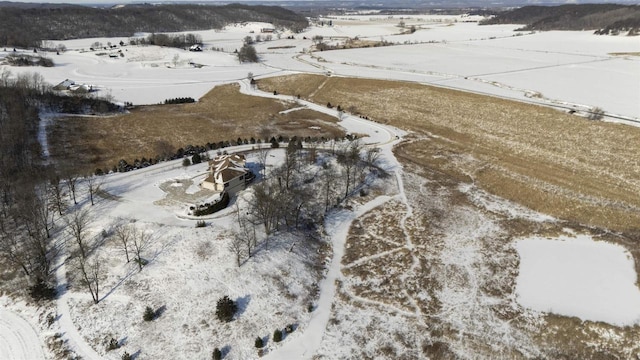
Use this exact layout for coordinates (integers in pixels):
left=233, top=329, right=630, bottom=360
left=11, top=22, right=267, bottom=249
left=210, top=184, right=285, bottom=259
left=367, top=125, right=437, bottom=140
left=259, top=74, right=640, bottom=233
left=47, top=83, right=345, bottom=174
left=259, top=74, right=640, bottom=358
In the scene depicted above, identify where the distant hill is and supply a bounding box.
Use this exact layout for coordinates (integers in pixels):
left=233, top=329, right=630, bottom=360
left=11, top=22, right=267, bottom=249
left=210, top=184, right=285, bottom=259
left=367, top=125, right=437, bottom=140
left=480, top=4, right=640, bottom=35
left=0, top=3, right=308, bottom=48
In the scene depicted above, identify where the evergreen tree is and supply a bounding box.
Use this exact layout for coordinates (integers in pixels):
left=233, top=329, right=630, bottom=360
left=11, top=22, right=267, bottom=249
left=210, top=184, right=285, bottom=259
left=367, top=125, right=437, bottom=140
left=273, top=329, right=283, bottom=342
left=215, top=296, right=237, bottom=322
left=255, top=336, right=264, bottom=348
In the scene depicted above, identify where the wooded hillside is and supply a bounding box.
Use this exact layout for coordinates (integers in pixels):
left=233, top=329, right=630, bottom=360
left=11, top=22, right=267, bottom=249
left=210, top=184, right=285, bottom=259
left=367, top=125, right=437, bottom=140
left=0, top=3, right=309, bottom=48
left=481, top=4, right=640, bottom=35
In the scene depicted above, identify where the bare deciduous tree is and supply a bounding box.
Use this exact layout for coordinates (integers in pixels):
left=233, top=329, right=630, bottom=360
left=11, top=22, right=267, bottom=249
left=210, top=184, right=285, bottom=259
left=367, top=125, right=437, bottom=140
left=48, top=176, right=65, bottom=216
left=228, top=233, right=245, bottom=267
left=65, top=208, right=92, bottom=259
left=337, top=140, right=362, bottom=199
left=251, top=182, right=279, bottom=236
left=256, top=146, right=270, bottom=179
left=322, top=163, right=338, bottom=212
left=85, top=175, right=101, bottom=206
left=130, top=225, right=151, bottom=271
left=75, top=253, right=104, bottom=304
left=64, top=172, right=80, bottom=205
left=113, top=221, right=132, bottom=263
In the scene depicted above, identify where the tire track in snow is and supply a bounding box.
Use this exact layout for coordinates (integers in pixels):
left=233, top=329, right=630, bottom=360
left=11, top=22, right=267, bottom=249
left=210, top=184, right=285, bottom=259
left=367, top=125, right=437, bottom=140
left=0, top=309, right=46, bottom=360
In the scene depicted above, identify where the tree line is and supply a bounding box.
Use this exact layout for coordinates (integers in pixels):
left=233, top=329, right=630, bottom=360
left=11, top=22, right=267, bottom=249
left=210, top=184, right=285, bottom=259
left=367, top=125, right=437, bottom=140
left=480, top=4, right=640, bottom=34
left=0, top=3, right=308, bottom=48
left=130, top=33, right=202, bottom=49
left=0, top=71, right=121, bottom=301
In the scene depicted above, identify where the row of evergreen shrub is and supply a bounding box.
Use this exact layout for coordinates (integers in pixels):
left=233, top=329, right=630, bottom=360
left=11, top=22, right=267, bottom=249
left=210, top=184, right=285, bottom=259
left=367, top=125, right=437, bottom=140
left=164, top=97, right=195, bottom=104
left=97, top=134, right=359, bottom=176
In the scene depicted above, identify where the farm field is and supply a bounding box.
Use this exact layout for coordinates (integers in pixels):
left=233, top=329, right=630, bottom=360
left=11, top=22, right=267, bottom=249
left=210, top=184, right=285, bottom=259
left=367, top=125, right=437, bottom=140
left=1, top=12, right=640, bottom=360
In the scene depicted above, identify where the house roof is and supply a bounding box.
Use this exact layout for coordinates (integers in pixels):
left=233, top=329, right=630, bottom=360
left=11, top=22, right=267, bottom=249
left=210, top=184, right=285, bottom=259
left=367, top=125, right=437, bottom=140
left=203, top=154, right=248, bottom=186
left=216, top=168, right=246, bottom=183
left=208, top=154, right=246, bottom=173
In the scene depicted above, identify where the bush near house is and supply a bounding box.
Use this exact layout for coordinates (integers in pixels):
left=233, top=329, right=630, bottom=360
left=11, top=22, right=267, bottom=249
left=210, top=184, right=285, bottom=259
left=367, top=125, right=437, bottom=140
left=193, top=192, right=230, bottom=216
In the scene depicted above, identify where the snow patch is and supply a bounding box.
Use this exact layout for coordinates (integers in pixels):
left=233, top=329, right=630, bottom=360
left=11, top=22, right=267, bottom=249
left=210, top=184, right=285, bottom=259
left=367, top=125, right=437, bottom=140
left=515, top=234, right=640, bottom=326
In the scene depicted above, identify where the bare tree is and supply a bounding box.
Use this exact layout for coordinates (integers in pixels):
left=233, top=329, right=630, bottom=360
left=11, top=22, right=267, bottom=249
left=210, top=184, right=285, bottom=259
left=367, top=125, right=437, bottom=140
left=48, top=176, right=65, bottom=216
left=365, top=147, right=381, bottom=168
left=282, top=141, right=300, bottom=190
left=337, top=140, right=362, bottom=199
left=65, top=208, right=92, bottom=259
left=75, top=253, right=103, bottom=304
left=64, top=172, right=80, bottom=205
left=228, top=233, right=245, bottom=267
left=256, top=146, right=270, bottom=178
left=130, top=225, right=151, bottom=271
left=251, top=182, right=279, bottom=236
left=85, top=174, right=101, bottom=206
left=322, top=163, right=338, bottom=212
left=113, top=221, right=132, bottom=263
left=0, top=186, right=54, bottom=282
left=13, top=191, right=56, bottom=280
left=306, top=142, right=318, bottom=165
left=0, top=225, right=35, bottom=277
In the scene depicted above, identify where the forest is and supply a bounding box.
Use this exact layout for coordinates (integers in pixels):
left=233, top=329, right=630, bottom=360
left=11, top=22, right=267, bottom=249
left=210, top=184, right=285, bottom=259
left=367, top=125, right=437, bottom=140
left=481, top=4, right=640, bottom=34
left=0, top=72, right=119, bottom=297
left=0, top=3, right=309, bottom=48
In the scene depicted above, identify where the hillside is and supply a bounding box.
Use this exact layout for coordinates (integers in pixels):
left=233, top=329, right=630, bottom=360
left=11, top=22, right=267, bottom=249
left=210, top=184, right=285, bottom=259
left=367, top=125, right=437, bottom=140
left=0, top=3, right=308, bottom=48
left=481, top=4, right=640, bottom=34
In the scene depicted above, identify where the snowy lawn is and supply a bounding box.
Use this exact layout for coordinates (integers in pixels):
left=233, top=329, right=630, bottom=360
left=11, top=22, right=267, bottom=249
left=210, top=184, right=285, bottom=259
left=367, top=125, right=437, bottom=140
left=515, top=234, right=640, bottom=326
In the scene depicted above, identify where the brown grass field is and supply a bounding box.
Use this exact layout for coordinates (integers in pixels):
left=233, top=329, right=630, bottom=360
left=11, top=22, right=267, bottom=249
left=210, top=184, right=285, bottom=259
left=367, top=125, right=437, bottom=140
left=258, top=74, right=640, bottom=358
left=258, top=74, right=640, bottom=234
left=47, top=83, right=344, bottom=174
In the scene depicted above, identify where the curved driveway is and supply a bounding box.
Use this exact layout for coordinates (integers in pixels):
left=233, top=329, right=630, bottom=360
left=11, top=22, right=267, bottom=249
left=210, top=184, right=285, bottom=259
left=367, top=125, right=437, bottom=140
left=0, top=309, right=46, bottom=360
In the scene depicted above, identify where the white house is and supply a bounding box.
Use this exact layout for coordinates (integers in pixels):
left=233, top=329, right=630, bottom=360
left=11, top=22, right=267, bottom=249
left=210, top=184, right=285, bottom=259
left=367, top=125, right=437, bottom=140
left=201, top=154, right=254, bottom=193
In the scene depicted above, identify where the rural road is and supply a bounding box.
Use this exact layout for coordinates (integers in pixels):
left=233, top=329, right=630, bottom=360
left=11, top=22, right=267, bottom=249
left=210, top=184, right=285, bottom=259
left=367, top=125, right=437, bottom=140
left=0, top=309, right=46, bottom=360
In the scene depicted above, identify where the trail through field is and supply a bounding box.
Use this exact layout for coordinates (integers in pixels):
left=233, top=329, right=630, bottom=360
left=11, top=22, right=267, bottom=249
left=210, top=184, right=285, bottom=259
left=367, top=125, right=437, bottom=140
left=240, top=78, right=408, bottom=358
left=54, top=254, right=108, bottom=360
left=0, top=309, right=46, bottom=360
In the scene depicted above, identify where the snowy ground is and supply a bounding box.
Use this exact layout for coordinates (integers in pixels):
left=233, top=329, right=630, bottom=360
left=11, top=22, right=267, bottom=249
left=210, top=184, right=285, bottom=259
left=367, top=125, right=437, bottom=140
left=1, top=13, right=640, bottom=360
left=515, top=234, right=640, bottom=326
left=1, top=15, right=638, bottom=120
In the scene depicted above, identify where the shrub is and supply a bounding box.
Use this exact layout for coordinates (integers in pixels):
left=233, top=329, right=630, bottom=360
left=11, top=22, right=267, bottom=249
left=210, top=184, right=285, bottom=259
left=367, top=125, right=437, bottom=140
left=273, top=329, right=283, bottom=342
left=182, top=158, right=191, bottom=167
left=254, top=336, right=264, bottom=348
left=285, top=324, right=295, bottom=333
left=106, top=337, right=120, bottom=351
left=194, top=192, right=230, bottom=216
left=588, top=107, right=605, bottom=121
left=212, top=348, right=222, bottom=360
left=143, top=306, right=155, bottom=321
left=215, top=296, right=237, bottom=322
left=122, top=351, right=131, bottom=360
left=192, top=153, right=202, bottom=164
left=29, top=278, right=56, bottom=301
left=164, top=97, right=195, bottom=105
left=196, top=220, right=206, bottom=228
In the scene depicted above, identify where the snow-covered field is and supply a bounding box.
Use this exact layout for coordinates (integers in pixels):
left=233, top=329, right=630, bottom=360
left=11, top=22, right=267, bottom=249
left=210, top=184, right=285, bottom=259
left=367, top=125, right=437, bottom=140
left=515, top=234, right=640, bottom=326
left=1, top=15, right=638, bottom=120
left=2, top=13, right=640, bottom=360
